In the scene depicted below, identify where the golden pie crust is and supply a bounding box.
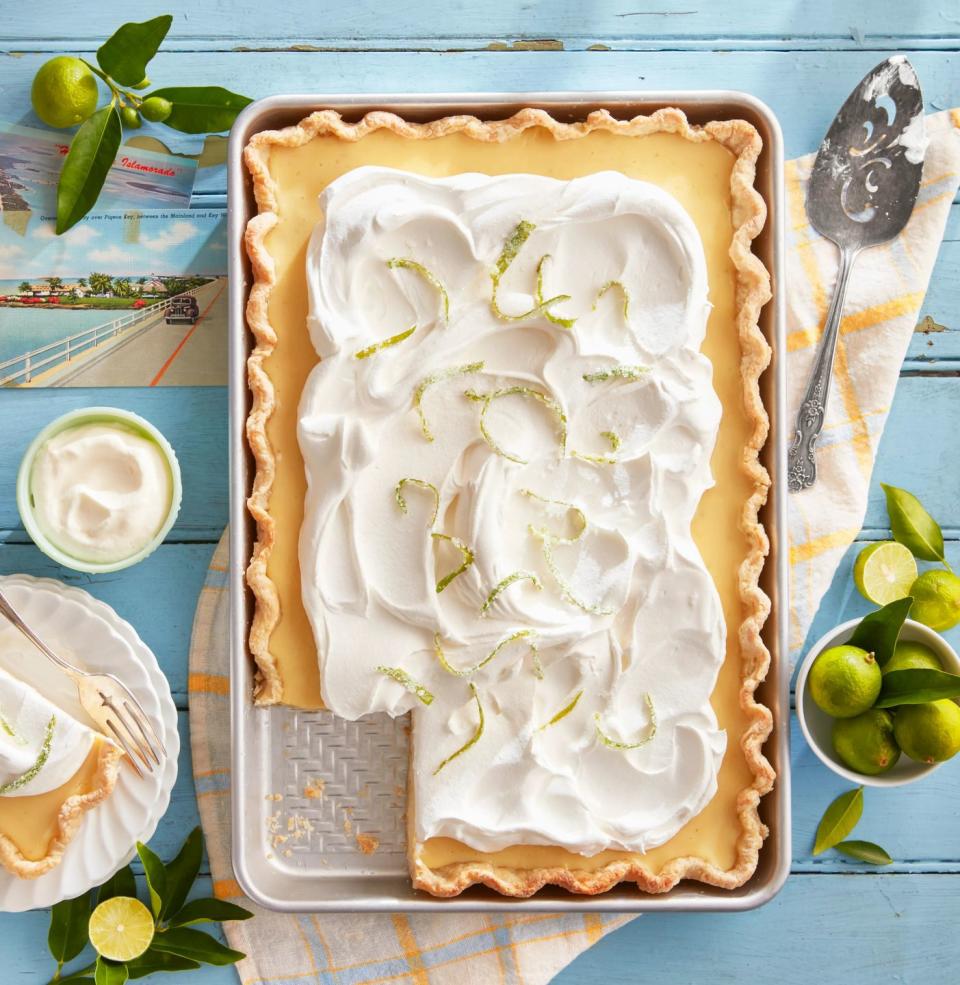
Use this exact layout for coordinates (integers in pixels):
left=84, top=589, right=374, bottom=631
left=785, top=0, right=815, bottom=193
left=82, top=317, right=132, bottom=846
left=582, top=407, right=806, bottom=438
left=243, top=106, right=775, bottom=897
left=0, top=738, right=122, bottom=879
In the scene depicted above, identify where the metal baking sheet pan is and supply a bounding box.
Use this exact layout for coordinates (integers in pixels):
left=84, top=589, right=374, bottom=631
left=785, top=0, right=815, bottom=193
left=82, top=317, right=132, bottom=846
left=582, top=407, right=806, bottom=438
left=228, top=91, right=790, bottom=912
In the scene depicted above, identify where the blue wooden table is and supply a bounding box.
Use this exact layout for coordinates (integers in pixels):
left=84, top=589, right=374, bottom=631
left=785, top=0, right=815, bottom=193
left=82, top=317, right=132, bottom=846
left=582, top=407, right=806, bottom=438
left=1, top=3, right=958, bottom=982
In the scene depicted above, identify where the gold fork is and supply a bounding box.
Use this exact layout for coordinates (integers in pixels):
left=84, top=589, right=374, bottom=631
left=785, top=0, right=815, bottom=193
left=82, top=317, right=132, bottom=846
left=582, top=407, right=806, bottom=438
left=0, top=589, right=164, bottom=777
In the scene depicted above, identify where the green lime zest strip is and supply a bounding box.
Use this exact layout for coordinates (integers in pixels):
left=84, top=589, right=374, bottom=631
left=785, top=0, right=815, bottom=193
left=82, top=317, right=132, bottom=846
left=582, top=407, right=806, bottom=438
left=433, top=682, right=484, bottom=775
left=433, top=629, right=540, bottom=678
left=570, top=430, right=622, bottom=466
left=413, top=361, right=485, bottom=442
left=536, top=689, right=584, bottom=731
left=432, top=532, right=475, bottom=593
left=520, top=490, right=587, bottom=545
left=592, top=280, right=631, bottom=320
left=395, top=478, right=440, bottom=527
left=489, top=221, right=571, bottom=323
left=354, top=324, right=416, bottom=360
left=387, top=258, right=450, bottom=321
left=0, top=714, right=55, bottom=794
left=602, top=430, right=621, bottom=451
left=581, top=364, right=648, bottom=383
left=537, top=536, right=615, bottom=615
left=0, top=713, right=26, bottom=745
left=376, top=666, right=435, bottom=705
left=465, top=386, right=567, bottom=464
left=481, top=570, right=543, bottom=616
left=594, top=693, right=657, bottom=750
left=535, top=255, right=576, bottom=329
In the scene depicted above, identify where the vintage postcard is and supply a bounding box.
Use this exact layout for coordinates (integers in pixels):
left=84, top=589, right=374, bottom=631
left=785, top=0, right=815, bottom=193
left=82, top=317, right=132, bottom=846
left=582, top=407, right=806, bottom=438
left=0, top=208, right=226, bottom=387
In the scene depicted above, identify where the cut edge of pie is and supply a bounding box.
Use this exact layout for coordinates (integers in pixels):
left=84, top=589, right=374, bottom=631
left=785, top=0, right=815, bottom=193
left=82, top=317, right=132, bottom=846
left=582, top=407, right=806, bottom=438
left=0, top=738, right=122, bottom=880
left=243, top=105, right=776, bottom=896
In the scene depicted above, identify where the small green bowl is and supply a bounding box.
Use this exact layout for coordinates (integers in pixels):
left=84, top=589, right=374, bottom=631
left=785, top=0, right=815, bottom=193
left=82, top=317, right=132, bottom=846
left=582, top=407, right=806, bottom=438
left=17, top=407, right=182, bottom=574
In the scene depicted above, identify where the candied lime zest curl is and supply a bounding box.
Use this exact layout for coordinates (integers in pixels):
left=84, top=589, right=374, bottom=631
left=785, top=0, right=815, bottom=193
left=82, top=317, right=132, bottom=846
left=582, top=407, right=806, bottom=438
left=536, top=689, right=584, bottom=731
left=376, top=666, right=435, bottom=705
left=464, top=385, right=567, bottom=464
left=481, top=570, right=542, bottom=616
left=395, top=478, right=440, bottom=527
left=581, top=364, right=648, bottom=383
left=432, top=532, right=475, bottom=593
left=592, top=280, right=631, bottom=320
left=520, top=489, right=587, bottom=545
left=433, top=629, right=540, bottom=678
left=601, top=430, right=621, bottom=451
left=387, top=258, right=450, bottom=321
left=489, top=220, right=571, bottom=323
left=433, top=682, right=484, bottom=775
left=0, top=713, right=26, bottom=746
left=594, top=693, right=657, bottom=750
left=570, top=430, right=622, bottom=466
left=354, top=324, right=416, bottom=360
left=413, top=361, right=485, bottom=442
left=535, top=254, right=576, bottom=329
left=0, top=714, right=55, bottom=794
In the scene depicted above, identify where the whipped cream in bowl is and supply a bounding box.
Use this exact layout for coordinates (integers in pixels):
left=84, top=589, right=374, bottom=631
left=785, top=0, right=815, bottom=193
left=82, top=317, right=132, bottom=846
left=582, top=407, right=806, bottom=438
left=17, top=408, right=182, bottom=573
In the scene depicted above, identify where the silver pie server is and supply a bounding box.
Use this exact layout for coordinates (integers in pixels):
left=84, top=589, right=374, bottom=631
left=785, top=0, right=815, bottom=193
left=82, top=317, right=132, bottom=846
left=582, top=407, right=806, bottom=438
left=787, top=56, right=926, bottom=493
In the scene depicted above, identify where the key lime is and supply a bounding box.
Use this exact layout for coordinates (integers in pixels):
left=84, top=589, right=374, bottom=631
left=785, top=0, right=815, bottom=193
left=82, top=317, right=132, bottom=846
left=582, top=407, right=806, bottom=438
left=140, top=96, right=172, bottom=123
left=909, top=570, right=960, bottom=631
left=893, top=700, right=960, bottom=764
left=808, top=644, right=882, bottom=718
left=88, top=896, right=154, bottom=962
left=853, top=541, right=917, bottom=605
left=832, top=708, right=900, bottom=775
left=31, top=56, right=99, bottom=128
left=882, top=640, right=944, bottom=675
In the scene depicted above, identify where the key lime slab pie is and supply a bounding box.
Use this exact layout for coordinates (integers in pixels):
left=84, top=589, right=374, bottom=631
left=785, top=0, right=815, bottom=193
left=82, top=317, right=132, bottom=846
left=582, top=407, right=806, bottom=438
left=0, top=665, right=121, bottom=879
left=243, top=107, right=776, bottom=897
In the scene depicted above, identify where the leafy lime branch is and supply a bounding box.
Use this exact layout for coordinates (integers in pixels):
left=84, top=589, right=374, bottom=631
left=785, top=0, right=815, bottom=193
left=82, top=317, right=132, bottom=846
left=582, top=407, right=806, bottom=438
left=29, top=15, right=251, bottom=233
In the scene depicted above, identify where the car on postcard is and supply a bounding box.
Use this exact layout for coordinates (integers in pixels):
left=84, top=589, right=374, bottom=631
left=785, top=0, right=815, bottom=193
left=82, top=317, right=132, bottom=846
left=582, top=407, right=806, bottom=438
left=165, top=295, right=200, bottom=325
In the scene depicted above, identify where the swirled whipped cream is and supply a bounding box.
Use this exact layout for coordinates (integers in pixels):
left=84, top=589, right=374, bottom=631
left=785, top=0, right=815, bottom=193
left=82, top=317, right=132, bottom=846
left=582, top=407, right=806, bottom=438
left=299, top=167, right=726, bottom=855
left=0, top=665, right=93, bottom=797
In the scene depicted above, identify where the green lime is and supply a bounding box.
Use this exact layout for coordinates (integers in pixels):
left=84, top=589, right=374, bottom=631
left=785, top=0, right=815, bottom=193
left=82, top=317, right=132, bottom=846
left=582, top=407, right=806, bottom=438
left=910, top=570, right=960, bottom=631
left=88, top=896, right=154, bottom=961
left=832, top=708, right=901, bottom=775
left=140, top=96, right=172, bottom=123
left=883, top=640, right=944, bottom=675
left=853, top=541, right=918, bottom=605
left=31, top=56, right=99, bottom=129
left=808, top=644, right=882, bottom=718
left=893, top=700, right=960, bottom=764
left=120, top=106, right=142, bottom=129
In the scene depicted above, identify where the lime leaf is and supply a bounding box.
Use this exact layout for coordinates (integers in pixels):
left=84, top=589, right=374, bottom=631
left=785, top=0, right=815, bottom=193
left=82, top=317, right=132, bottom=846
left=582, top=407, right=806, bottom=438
left=136, top=841, right=167, bottom=919
left=97, top=865, right=136, bottom=905
left=481, top=570, right=542, bottom=616
left=413, top=362, right=484, bottom=441
left=96, top=15, right=172, bottom=86
left=159, top=826, right=203, bottom=921
left=167, top=898, right=254, bottom=929
left=875, top=667, right=960, bottom=707
left=433, top=683, right=484, bottom=775
left=376, top=666, right=435, bottom=705
left=56, top=976, right=95, bottom=985
left=395, top=478, right=440, bottom=527
left=595, top=693, right=657, bottom=750
left=149, top=927, right=246, bottom=966
left=536, top=690, right=583, bottom=731
left=354, top=324, right=415, bottom=360
left=465, top=385, right=567, bottom=464
left=56, top=105, right=122, bottom=234
left=431, top=533, right=475, bottom=593
left=48, top=890, right=93, bottom=965
left=387, top=259, right=450, bottom=321
left=834, top=840, right=893, bottom=865
left=847, top=597, right=912, bottom=667
left=143, top=86, right=252, bottom=134
left=882, top=484, right=947, bottom=564
left=126, top=950, right=201, bottom=977
left=94, top=957, right=128, bottom=985
left=813, top=787, right=863, bottom=856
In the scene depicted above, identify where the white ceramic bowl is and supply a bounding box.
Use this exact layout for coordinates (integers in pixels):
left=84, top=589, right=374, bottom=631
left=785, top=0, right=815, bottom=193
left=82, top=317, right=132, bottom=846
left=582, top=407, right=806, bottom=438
left=16, top=406, right=182, bottom=574
left=796, top=617, right=960, bottom=787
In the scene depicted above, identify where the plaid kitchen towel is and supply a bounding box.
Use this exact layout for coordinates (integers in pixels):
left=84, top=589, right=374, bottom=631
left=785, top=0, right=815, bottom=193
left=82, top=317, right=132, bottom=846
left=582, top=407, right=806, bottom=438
left=188, top=110, right=960, bottom=985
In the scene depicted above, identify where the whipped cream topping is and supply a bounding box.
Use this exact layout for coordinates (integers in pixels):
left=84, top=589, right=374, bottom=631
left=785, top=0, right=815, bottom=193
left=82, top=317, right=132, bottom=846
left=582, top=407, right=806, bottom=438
left=0, top=665, right=92, bottom=797
left=30, top=422, right=173, bottom=564
left=299, top=167, right=727, bottom=855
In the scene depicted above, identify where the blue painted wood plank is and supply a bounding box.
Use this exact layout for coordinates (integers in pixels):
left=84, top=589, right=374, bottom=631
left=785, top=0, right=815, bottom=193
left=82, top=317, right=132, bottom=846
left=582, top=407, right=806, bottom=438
left=3, top=0, right=959, bottom=50
left=0, top=388, right=228, bottom=540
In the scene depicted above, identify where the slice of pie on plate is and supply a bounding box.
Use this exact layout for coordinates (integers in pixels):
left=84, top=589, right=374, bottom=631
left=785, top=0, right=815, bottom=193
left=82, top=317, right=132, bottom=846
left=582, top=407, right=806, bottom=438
left=243, top=107, right=776, bottom=897
left=0, top=665, right=121, bottom=879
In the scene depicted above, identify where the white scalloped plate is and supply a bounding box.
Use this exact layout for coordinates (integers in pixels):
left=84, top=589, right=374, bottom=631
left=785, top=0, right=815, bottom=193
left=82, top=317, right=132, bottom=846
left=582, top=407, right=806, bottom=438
left=0, top=574, right=179, bottom=912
